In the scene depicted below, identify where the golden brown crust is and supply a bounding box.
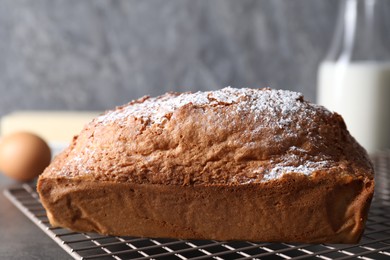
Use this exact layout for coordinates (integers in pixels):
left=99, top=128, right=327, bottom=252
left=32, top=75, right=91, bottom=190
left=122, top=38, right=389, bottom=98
left=37, top=87, right=374, bottom=243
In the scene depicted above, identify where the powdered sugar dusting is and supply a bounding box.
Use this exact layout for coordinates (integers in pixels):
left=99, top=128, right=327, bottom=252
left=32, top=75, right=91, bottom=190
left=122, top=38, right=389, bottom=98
left=96, top=87, right=321, bottom=127
left=97, top=87, right=248, bottom=125
left=263, top=160, right=330, bottom=181
left=261, top=146, right=332, bottom=181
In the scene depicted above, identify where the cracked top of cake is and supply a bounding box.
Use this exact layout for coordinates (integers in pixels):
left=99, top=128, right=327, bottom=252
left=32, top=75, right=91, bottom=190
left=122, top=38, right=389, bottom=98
left=41, top=87, right=374, bottom=185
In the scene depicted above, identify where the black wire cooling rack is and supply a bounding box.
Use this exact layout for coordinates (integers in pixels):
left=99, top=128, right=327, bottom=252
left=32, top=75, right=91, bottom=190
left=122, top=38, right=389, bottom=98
left=3, top=151, right=390, bottom=260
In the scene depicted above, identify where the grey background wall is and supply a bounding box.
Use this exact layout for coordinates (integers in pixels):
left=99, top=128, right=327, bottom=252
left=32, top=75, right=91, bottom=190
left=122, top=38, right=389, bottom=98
left=0, top=0, right=342, bottom=116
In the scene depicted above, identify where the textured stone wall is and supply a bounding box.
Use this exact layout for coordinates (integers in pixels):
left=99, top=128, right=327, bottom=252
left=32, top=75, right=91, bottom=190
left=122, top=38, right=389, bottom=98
left=0, top=0, right=348, bottom=115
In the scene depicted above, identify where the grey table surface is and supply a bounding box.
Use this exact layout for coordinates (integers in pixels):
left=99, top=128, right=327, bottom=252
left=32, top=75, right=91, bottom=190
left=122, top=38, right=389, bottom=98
left=0, top=174, right=71, bottom=260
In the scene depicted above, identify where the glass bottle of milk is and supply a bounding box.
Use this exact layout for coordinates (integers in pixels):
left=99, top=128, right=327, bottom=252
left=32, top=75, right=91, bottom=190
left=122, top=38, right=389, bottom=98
left=317, top=0, right=390, bottom=154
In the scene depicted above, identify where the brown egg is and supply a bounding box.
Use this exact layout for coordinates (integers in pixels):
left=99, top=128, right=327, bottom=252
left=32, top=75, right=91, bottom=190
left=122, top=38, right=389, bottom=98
left=0, top=132, right=51, bottom=182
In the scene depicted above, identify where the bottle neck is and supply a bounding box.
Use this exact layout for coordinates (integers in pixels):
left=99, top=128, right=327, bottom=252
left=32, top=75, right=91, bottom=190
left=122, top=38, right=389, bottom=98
left=325, top=0, right=390, bottom=63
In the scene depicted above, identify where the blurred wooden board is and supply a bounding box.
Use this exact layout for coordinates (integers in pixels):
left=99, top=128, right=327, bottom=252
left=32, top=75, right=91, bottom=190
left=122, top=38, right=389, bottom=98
left=1, top=111, right=101, bottom=144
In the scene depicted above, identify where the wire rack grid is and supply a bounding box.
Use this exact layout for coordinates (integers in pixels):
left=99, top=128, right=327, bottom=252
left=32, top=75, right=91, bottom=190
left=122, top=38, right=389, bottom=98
left=3, top=151, right=390, bottom=260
